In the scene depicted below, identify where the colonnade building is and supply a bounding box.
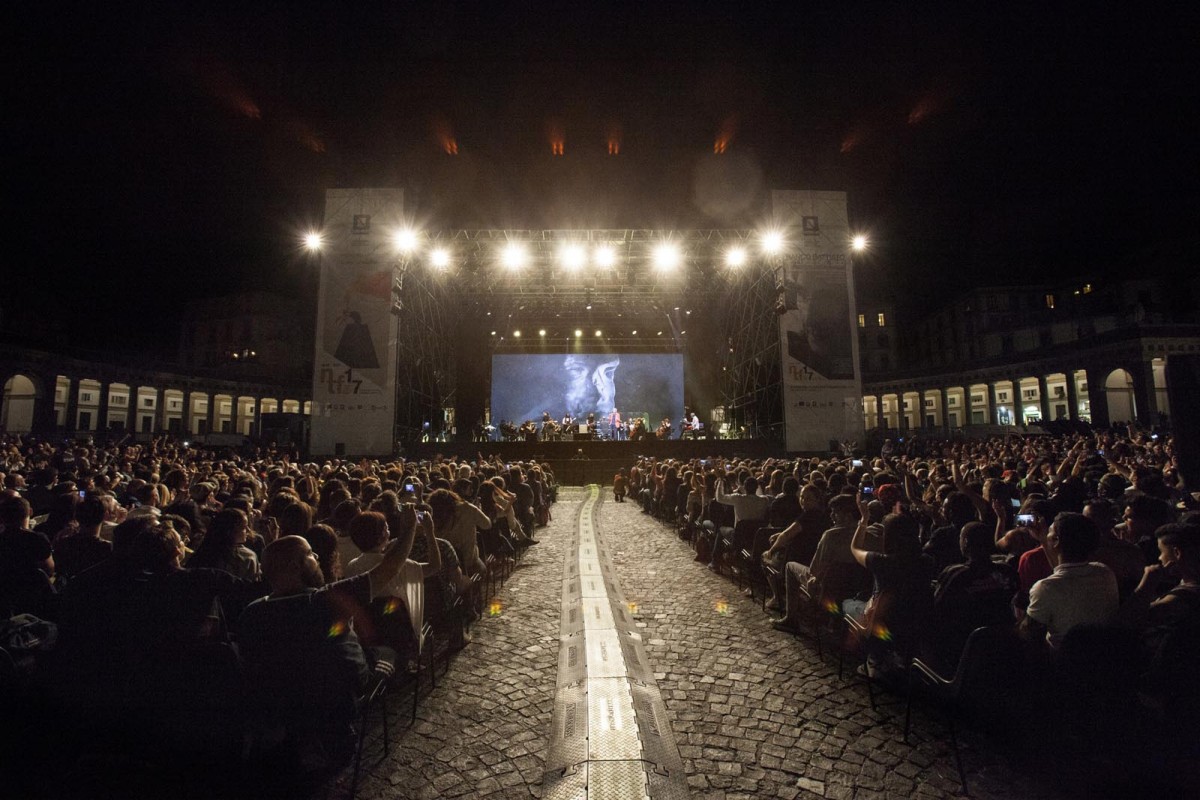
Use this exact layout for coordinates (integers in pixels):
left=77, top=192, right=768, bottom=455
left=858, top=278, right=1200, bottom=432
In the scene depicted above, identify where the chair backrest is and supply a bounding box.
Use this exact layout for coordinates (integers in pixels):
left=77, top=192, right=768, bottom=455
left=817, top=560, right=873, bottom=605
left=953, top=624, right=1023, bottom=707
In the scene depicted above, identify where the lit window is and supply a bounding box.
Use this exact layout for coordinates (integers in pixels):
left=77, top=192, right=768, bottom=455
left=857, top=314, right=865, bottom=328
left=877, top=312, right=886, bottom=327
left=1045, top=294, right=1055, bottom=309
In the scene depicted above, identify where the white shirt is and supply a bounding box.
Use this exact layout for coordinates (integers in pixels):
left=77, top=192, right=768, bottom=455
left=714, top=483, right=771, bottom=526
left=345, top=553, right=426, bottom=645
left=1026, top=561, right=1119, bottom=648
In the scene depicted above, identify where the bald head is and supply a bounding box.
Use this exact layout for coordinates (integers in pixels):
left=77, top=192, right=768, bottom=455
left=262, top=535, right=324, bottom=593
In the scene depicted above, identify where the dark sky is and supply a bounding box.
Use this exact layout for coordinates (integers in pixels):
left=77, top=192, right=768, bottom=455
left=7, top=3, right=1197, bottom=353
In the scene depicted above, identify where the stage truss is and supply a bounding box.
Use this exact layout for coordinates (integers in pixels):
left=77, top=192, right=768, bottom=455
left=387, top=230, right=785, bottom=444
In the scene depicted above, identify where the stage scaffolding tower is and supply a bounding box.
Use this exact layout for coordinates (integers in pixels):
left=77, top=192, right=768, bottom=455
left=718, top=262, right=784, bottom=444
left=391, top=259, right=456, bottom=447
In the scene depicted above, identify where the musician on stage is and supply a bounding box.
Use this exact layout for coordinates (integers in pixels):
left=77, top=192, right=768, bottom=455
left=541, top=411, right=553, bottom=441
left=684, top=409, right=701, bottom=439
left=656, top=417, right=672, bottom=440
left=608, top=408, right=622, bottom=441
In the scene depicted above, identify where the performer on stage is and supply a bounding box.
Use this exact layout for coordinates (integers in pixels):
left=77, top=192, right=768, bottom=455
left=608, top=408, right=622, bottom=441
left=656, top=417, right=672, bottom=440
left=685, top=409, right=701, bottom=439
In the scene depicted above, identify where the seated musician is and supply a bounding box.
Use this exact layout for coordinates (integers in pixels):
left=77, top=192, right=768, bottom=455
left=657, top=417, right=672, bottom=440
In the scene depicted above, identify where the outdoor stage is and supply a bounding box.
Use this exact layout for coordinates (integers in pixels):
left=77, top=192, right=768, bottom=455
left=402, top=437, right=783, bottom=484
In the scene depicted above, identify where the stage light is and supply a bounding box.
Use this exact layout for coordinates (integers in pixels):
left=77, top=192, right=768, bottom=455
left=594, top=244, right=617, bottom=268
left=513, top=330, right=521, bottom=337
left=586, top=304, right=592, bottom=310
left=725, top=246, right=747, bottom=267
left=657, top=330, right=663, bottom=336
left=501, top=241, right=528, bottom=270
left=490, top=331, right=496, bottom=336
left=594, top=244, right=616, bottom=268
left=852, top=234, right=868, bottom=252
left=594, top=329, right=602, bottom=337
left=303, top=232, right=323, bottom=251
left=575, top=329, right=583, bottom=338
left=430, top=248, right=451, bottom=268
left=761, top=230, right=784, bottom=255
left=653, top=242, right=681, bottom=271
left=394, top=229, right=419, bottom=253
left=560, top=243, right=586, bottom=271
left=631, top=330, right=637, bottom=335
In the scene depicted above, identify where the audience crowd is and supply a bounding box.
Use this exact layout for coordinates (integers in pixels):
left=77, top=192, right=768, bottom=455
left=0, top=435, right=555, bottom=796
left=622, top=427, right=1199, bottom=795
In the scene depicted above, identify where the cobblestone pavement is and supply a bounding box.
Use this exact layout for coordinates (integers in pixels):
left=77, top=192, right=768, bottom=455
left=346, top=488, right=1063, bottom=799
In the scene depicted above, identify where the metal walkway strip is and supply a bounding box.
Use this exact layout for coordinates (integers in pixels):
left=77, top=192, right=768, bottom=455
left=543, top=485, right=689, bottom=800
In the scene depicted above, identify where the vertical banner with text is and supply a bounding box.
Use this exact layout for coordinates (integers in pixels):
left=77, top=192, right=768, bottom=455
left=310, top=188, right=403, bottom=456
left=772, top=190, right=864, bottom=452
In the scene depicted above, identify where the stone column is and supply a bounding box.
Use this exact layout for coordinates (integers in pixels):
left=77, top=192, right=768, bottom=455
left=181, top=389, right=193, bottom=435
left=1037, top=374, right=1052, bottom=423
left=1085, top=368, right=1110, bottom=428
left=96, top=382, right=110, bottom=434
left=125, top=386, right=138, bottom=434
left=940, top=387, right=951, bottom=428
left=252, top=396, right=263, bottom=439
left=31, top=373, right=58, bottom=434
left=875, top=395, right=886, bottom=431
left=154, top=387, right=166, bottom=432
left=1132, top=359, right=1158, bottom=427
left=1065, top=370, right=1080, bottom=421
left=205, top=391, right=217, bottom=435
left=987, top=381, right=999, bottom=425
left=64, top=377, right=79, bottom=432
left=1009, top=376, right=1024, bottom=425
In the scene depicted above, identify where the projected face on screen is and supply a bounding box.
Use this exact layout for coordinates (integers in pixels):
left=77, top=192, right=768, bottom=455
left=563, top=355, right=620, bottom=417
left=492, top=353, right=683, bottom=427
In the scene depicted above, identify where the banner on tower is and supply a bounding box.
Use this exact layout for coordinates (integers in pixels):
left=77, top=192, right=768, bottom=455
left=310, top=188, right=403, bottom=456
left=772, top=190, right=864, bottom=452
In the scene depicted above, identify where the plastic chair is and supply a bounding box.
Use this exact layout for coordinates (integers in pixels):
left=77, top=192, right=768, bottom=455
left=904, top=624, right=1024, bottom=794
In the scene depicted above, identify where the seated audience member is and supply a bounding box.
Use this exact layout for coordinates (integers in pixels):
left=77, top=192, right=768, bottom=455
left=56, top=517, right=266, bottom=705
left=345, top=509, right=442, bottom=653
left=237, top=527, right=413, bottom=769
left=427, top=488, right=491, bottom=579
left=0, top=496, right=55, bottom=616
left=929, top=521, right=1018, bottom=669
left=1023, top=512, right=1119, bottom=648
left=767, top=477, right=802, bottom=529
left=923, top=491, right=976, bottom=574
left=715, top=474, right=772, bottom=528
left=186, top=508, right=260, bottom=580
left=762, top=485, right=827, bottom=597
left=1121, top=496, right=1178, bottom=565
left=848, top=501, right=934, bottom=667
left=1085, top=498, right=1146, bottom=600
left=1119, top=522, right=1200, bottom=654
left=1012, top=500, right=1057, bottom=603
left=303, top=523, right=343, bottom=585
left=773, top=493, right=860, bottom=631
left=52, top=494, right=113, bottom=584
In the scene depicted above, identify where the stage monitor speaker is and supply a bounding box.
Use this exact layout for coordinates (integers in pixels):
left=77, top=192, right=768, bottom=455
left=1167, top=355, right=1200, bottom=490
left=578, top=424, right=588, bottom=434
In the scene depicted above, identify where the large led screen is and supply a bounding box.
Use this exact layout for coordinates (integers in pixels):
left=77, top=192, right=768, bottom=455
left=491, top=353, right=684, bottom=431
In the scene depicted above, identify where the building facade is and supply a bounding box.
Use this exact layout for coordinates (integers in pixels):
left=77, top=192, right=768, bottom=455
left=0, top=343, right=309, bottom=437
left=861, top=278, right=1200, bottom=432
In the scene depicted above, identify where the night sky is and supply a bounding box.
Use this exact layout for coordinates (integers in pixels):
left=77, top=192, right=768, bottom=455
left=7, top=3, right=1196, bottom=355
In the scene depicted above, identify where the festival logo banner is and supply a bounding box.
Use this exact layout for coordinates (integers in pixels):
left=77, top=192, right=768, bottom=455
left=310, top=188, right=403, bottom=456
left=772, top=190, right=864, bottom=452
